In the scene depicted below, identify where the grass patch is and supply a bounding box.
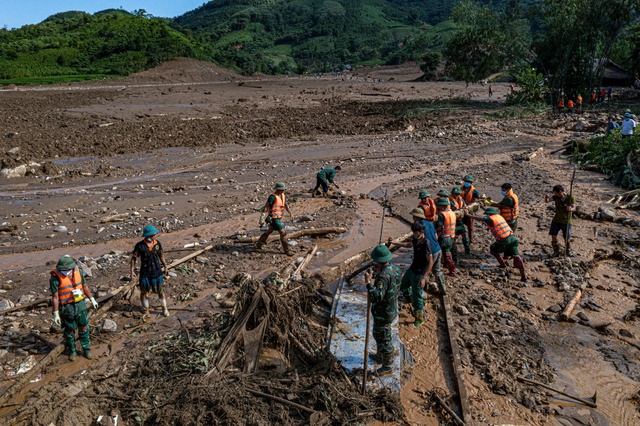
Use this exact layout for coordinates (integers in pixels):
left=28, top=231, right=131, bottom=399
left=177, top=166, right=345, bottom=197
left=399, top=98, right=498, bottom=117
left=0, top=74, right=115, bottom=86
left=487, top=103, right=551, bottom=119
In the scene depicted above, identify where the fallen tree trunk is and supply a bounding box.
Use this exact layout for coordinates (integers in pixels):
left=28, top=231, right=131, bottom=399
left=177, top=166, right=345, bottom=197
left=168, top=245, right=213, bottom=269
left=234, top=227, right=346, bottom=244
left=560, top=289, right=582, bottom=321
left=291, top=245, right=318, bottom=282
left=0, top=280, right=136, bottom=407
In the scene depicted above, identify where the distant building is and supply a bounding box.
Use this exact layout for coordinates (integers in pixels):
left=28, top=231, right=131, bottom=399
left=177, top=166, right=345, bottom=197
left=594, top=59, right=635, bottom=87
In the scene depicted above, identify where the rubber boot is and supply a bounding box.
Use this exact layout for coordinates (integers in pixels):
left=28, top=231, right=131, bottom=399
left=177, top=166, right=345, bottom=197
left=451, top=243, right=459, bottom=265
left=280, top=235, right=293, bottom=256
left=436, top=273, right=447, bottom=295
left=375, top=365, right=393, bottom=377
left=513, top=255, right=527, bottom=282
left=370, top=348, right=399, bottom=364
left=161, top=296, right=170, bottom=317
left=551, top=242, right=560, bottom=258
left=467, top=220, right=474, bottom=245
left=444, top=252, right=457, bottom=277
left=463, top=237, right=471, bottom=255
left=79, top=327, right=91, bottom=359
left=64, top=329, right=77, bottom=361
left=566, top=241, right=575, bottom=257
left=490, top=248, right=508, bottom=268
left=413, top=309, right=424, bottom=327
left=255, top=233, right=269, bottom=250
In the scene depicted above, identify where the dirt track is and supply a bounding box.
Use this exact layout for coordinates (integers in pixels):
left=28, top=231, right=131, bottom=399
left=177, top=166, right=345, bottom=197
left=1, top=58, right=640, bottom=425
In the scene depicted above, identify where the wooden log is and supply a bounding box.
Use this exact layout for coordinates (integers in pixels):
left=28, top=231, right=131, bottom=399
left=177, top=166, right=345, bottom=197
left=167, top=245, right=213, bottom=269
left=0, top=296, right=49, bottom=316
left=517, top=376, right=597, bottom=408
left=560, top=289, right=583, bottom=321
left=524, top=147, right=544, bottom=161
left=291, top=245, right=318, bottom=282
left=30, top=332, right=58, bottom=350
left=441, top=294, right=473, bottom=424
left=246, top=388, right=316, bottom=414
left=234, top=227, right=346, bottom=244
left=0, top=280, right=136, bottom=407
left=100, top=213, right=130, bottom=223
left=454, top=201, right=481, bottom=220
left=432, top=391, right=467, bottom=426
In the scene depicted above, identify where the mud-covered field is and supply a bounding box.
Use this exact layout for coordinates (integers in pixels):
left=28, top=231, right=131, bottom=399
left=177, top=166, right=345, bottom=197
left=1, top=59, right=639, bottom=425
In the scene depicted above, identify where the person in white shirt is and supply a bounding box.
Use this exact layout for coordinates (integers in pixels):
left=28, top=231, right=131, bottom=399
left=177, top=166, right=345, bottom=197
left=621, top=112, right=636, bottom=137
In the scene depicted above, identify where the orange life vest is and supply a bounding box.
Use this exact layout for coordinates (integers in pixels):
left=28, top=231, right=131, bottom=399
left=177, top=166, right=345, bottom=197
left=558, top=99, right=565, bottom=107
left=567, top=100, right=575, bottom=108
left=462, top=185, right=476, bottom=204
left=418, top=198, right=436, bottom=221
left=438, top=210, right=456, bottom=239
left=500, top=189, right=519, bottom=221
left=449, top=195, right=464, bottom=210
left=577, top=96, right=582, bottom=104
left=52, top=269, right=84, bottom=305
left=487, top=214, right=513, bottom=241
left=590, top=93, right=596, bottom=101
left=269, top=193, right=286, bottom=219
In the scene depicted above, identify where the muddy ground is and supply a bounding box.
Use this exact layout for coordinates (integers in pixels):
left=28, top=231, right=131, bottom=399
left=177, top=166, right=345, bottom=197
left=1, top=58, right=640, bottom=425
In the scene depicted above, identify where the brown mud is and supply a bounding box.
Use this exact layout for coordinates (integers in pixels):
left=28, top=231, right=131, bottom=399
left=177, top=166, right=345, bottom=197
left=0, top=58, right=639, bottom=425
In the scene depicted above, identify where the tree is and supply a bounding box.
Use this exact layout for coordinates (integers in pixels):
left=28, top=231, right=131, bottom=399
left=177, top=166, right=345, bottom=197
left=419, top=50, right=441, bottom=80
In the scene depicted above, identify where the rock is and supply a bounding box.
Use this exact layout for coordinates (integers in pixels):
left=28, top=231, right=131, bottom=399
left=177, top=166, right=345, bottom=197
left=0, top=162, right=41, bottom=178
left=0, top=299, right=15, bottom=311
left=599, top=208, right=615, bottom=221
left=455, top=305, right=470, bottom=315
left=0, top=349, right=8, bottom=360
left=195, top=256, right=209, bottom=264
left=558, top=283, right=571, bottom=292
left=548, top=304, right=562, bottom=313
left=576, top=312, right=589, bottom=321
left=101, top=319, right=118, bottom=332
left=17, top=294, right=35, bottom=305
left=77, top=261, right=93, bottom=278
left=620, top=329, right=634, bottom=338
left=168, top=272, right=178, bottom=278
left=53, top=225, right=68, bottom=233
left=231, top=251, right=239, bottom=257
left=298, top=215, right=314, bottom=222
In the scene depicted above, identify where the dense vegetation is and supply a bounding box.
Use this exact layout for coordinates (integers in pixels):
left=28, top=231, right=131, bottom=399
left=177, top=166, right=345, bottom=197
left=0, top=10, right=204, bottom=81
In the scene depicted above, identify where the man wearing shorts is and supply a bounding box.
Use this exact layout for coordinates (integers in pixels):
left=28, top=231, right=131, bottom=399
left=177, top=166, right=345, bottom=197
left=131, top=225, right=169, bottom=317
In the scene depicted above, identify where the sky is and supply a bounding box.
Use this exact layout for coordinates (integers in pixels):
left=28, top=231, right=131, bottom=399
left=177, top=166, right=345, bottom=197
left=2, top=1, right=208, bottom=30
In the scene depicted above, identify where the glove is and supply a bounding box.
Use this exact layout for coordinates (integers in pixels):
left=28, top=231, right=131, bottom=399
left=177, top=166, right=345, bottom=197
left=90, top=297, right=99, bottom=310
left=53, top=311, right=61, bottom=327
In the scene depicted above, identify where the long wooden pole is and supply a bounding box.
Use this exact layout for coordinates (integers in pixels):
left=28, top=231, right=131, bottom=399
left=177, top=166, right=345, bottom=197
left=565, top=164, right=577, bottom=256
left=517, top=376, right=597, bottom=408
left=559, top=289, right=582, bottom=321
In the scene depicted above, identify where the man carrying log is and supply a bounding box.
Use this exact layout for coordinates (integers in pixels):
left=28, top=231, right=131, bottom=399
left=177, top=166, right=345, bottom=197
left=364, top=244, right=402, bottom=376
left=461, top=174, right=480, bottom=246
left=466, top=207, right=527, bottom=282
left=435, top=197, right=458, bottom=277
left=407, top=207, right=447, bottom=294
left=388, top=221, right=433, bottom=327
left=312, top=165, right=341, bottom=198
left=50, top=255, right=99, bottom=361
left=130, top=225, right=170, bottom=318
left=545, top=185, right=576, bottom=257
left=489, top=183, right=519, bottom=232
left=257, top=182, right=294, bottom=256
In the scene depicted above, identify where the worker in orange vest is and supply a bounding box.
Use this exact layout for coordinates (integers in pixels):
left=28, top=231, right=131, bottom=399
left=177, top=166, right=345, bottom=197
left=50, top=255, right=99, bottom=361
left=558, top=98, right=565, bottom=111
left=576, top=94, right=583, bottom=112
left=434, top=188, right=449, bottom=205
left=490, top=183, right=519, bottom=232
left=590, top=91, right=596, bottom=105
left=567, top=99, right=575, bottom=112
left=257, top=182, right=294, bottom=255
left=435, top=198, right=458, bottom=277
left=465, top=207, right=527, bottom=282
left=417, top=190, right=437, bottom=222
left=461, top=174, right=480, bottom=244
left=449, top=186, right=470, bottom=257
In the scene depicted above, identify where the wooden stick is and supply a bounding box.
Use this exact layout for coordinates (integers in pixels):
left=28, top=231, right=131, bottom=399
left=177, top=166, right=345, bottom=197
left=432, top=392, right=467, bottom=426
left=246, top=388, right=316, bottom=414
left=168, top=245, right=213, bottom=269
left=0, top=296, right=49, bottom=316
left=441, top=294, right=472, bottom=424
left=524, top=147, right=544, bottom=161
left=234, top=227, right=346, bottom=244
left=560, top=289, right=582, bottom=321
left=30, top=332, right=58, bottom=350
left=362, top=293, right=371, bottom=396
left=291, top=245, right=317, bottom=282
left=517, top=376, right=597, bottom=408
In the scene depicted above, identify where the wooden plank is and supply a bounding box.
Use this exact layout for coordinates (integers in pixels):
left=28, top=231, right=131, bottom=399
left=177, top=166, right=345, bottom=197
left=441, top=294, right=473, bottom=425
left=234, top=227, right=346, bottom=244
left=167, top=245, right=213, bottom=269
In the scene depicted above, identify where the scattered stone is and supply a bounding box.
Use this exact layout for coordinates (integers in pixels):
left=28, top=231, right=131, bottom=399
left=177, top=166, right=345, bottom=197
left=620, top=329, right=634, bottom=338
left=101, top=319, right=118, bottom=332
left=576, top=312, right=589, bottom=322
left=53, top=226, right=68, bottom=233
left=168, top=272, right=178, bottom=278
left=547, top=305, right=562, bottom=313
left=0, top=299, right=15, bottom=311
left=455, top=305, right=470, bottom=315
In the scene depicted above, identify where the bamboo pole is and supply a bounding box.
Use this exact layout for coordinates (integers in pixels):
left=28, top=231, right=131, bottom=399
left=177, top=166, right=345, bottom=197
left=167, top=245, right=213, bottom=269
left=234, top=227, right=346, bottom=244
left=559, top=289, right=582, bottom=321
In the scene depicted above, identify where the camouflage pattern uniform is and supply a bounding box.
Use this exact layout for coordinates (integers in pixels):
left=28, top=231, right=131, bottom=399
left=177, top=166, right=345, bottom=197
left=368, top=263, right=402, bottom=368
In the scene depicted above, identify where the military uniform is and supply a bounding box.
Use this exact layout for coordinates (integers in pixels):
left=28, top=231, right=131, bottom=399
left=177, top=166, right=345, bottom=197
left=369, top=263, right=402, bottom=371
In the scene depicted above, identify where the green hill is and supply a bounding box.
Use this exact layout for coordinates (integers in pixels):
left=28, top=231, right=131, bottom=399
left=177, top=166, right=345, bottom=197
left=0, top=10, right=204, bottom=83
left=176, top=0, right=457, bottom=74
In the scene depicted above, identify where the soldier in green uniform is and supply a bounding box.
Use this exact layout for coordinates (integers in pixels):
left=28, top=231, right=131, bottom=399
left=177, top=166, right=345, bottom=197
left=50, top=255, right=99, bottom=361
left=449, top=186, right=470, bottom=257
left=312, top=165, right=341, bottom=198
left=364, top=244, right=402, bottom=377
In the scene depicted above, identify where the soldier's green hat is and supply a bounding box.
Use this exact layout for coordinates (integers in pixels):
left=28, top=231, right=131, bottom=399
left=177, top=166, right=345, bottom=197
left=484, top=207, right=499, bottom=215
left=274, top=182, right=287, bottom=191
left=410, top=208, right=426, bottom=219
left=436, top=198, right=450, bottom=207
left=463, top=174, right=475, bottom=182
left=437, top=188, right=449, bottom=197
left=451, top=186, right=462, bottom=195
left=371, top=244, right=393, bottom=263
left=56, top=255, right=76, bottom=271
left=418, top=190, right=430, bottom=199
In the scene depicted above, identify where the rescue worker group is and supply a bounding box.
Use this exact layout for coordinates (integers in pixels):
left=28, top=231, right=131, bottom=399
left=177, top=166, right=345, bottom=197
left=50, top=166, right=576, bottom=378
